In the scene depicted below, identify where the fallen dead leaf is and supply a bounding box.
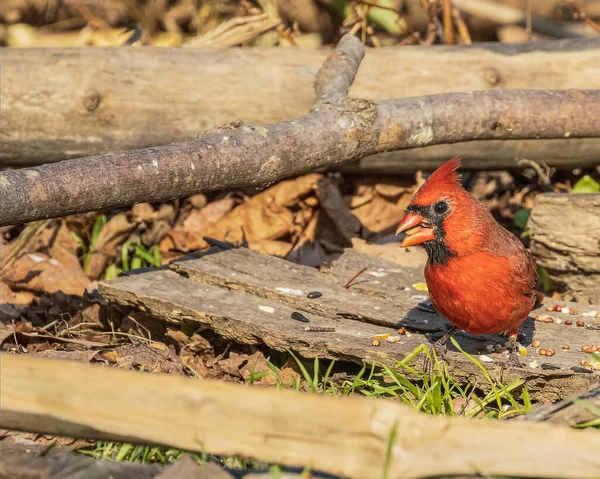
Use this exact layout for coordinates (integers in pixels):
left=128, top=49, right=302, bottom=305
left=191, top=175, right=322, bottom=254
left=1, top=280, right=34, bottom=305
left=115, top=341, right=183, bottom=374
left=86, top=212, right=136, bottom=279
left=161, top=197, right=238, bottom=253
left=2, top=252, right=90, bottom=296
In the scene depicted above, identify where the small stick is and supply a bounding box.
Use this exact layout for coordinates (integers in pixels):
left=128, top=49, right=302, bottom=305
left=343, top=267, right=367, bottom=289
left=442, top=0, right=455, bottom=44
left=526, top=0, right=532, bottom=41
left=566, top=0, right=600, bottom=34
left=452, top=7, right=471, bottom=44
left=304, top=326, right=335, bottom=332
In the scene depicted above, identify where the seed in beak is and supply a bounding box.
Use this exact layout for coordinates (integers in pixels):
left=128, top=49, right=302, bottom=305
left=404, top=226, right=422, bottom=236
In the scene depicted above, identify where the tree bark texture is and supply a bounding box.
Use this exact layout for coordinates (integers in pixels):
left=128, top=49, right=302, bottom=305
left=2, top=38, right=600, bottom=168
left=1, top=35, right=600, bottom=227
left=529, top=193, right=600, bottom=304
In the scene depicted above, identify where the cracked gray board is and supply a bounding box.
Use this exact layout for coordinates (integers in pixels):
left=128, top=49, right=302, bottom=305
left=98, top=247, right=600, bottom=403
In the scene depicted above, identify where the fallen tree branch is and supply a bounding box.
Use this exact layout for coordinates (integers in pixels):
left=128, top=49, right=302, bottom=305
left=2, top=353, right=600, bottom=479
left=1, top=34, right=600, bottom=227
left=2, top=39, right=600, bottom=168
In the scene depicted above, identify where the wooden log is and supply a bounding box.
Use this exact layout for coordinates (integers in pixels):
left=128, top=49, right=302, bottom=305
left=2, top=38, right=600, bottom=168
left=2, top=352, right=600, bottom=479
left=97, top=246, right=600, bottom=403
left=2, top=35, right=600, bottom=227
left=529, top=193, right=600, bottom=304
left=341, top=138, right=600, bottom=174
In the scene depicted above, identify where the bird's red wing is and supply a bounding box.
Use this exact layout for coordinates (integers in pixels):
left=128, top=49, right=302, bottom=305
left=483, top=224, right=538, bottom=298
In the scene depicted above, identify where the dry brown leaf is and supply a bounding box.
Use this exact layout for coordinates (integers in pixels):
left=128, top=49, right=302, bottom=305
left=142, top=203, right=177, bottom=247
left=2, top=252, right=90, bottom=296
left=86, top=213, right=136, bottom=279
left=1, top=280, right=34, bottom=305
left=239, top=351, right=300, bottom=387
left=161, top=197, right=238, bottom=253
left=115, top=341, right=183, bottom=374
left=196, top=175, right=322, bottom=254
left=348, top=179, right=413, bottom=234
left=247, top=239, right=293, bottom=257
left=131, top=203, right=155, bottom=223
left=100, top=350, right=119, bottom=363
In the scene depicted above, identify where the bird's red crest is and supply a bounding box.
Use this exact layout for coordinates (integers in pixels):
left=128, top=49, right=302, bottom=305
left=411, top=157, right=463, bottom=206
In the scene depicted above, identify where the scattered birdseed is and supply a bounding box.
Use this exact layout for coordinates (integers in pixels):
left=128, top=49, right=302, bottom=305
left=368, top=271, right=387, bottom=277
left=594, top=363, right=600, bottom=371
left=583, top=311, right=598, bottom=317
left=562, top=344, right=570, bottom=350
left=386, top=335, right=401, bottom=343
left=546, top=306, right=555, bottom=312
left=397, top=328, right=407, bottom=335
left=555, top=318, right=562, bottom=324
left=412, top=282, right=428, bottom=292
left=531, top=340, right=540, bottom=348
left=485, top=344, right=495, bottom=352
left=372, top=339, right=381, bottom=347
left=544, top=316, right=554, bottom=323
left=276, top=287, right=304, bottom=296
left=539, top=348, right=548, bottom=356
left=304, top=326, right=335, bottom=332
left=518, top=346, right=528, bottom=355
left=545, top=348, right=556, bottom=357
left=576, top=320, right=585, bottom=327
left=372, top=333, right=391, bottom=340
left=259, top=305, right=275, bottom=314
left=561, top=307, right=570, bottom=314
left=405, top=332, right=412, bottom=337
left=565, top=320, right=573, bottom=326
left=411, top=295, right=429, bottom=302
left=291, top=312, right=309, bottom=323
left=569, top=308, right=578, bottom=315
left=528, top=360, right=539, bottom=369
left=478, top=355, right=494, bottom=363
left=307, top=291, right=322, bottom=299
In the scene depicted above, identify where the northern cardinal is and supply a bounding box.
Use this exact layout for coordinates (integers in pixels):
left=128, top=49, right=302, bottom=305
left=396, top=157, right=538, bottom=353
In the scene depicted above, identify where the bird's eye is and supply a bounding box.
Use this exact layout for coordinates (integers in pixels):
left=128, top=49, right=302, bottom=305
left=434, top=201, right=448, bottom=214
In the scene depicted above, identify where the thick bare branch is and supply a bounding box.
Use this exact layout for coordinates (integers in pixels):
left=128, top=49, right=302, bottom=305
left=1, top=34, right=600, bottom=227
left=314, top=34, right=364, bottom=105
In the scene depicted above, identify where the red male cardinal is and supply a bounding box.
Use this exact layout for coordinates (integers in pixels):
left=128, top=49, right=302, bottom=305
left=396, top=157, right=537, bottom=353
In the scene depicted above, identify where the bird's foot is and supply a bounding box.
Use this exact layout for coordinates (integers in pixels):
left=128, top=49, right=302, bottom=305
left=499, top=338, right=525, bottom=371
left=424, top=326, right=457, bottom=372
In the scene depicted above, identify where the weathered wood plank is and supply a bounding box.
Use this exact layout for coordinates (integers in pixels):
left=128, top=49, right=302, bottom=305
left=3, top=353, right=600, bottom=479
left=530, top=193, right=600, bottom=304
left=98, top=247, right=600, bottom=402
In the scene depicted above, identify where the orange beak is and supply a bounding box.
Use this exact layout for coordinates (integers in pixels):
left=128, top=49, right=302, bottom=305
left=396, top=213, right=435, bottom=247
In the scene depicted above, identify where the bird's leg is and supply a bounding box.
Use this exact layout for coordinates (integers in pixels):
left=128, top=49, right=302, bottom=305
left=425, top=326, right=458, bottom=370
left=500, top=330, right=524, bottom=369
